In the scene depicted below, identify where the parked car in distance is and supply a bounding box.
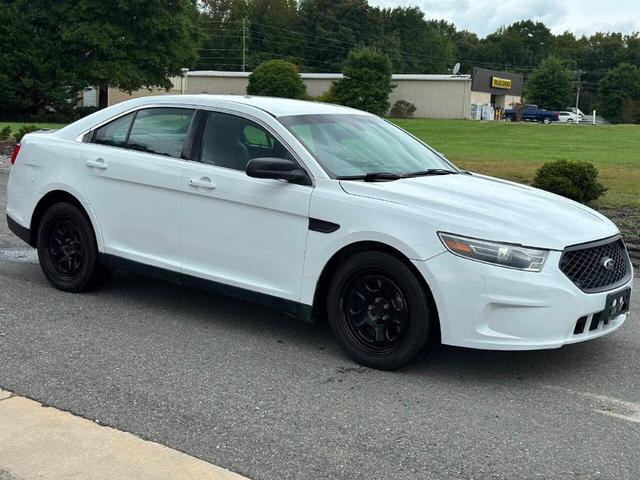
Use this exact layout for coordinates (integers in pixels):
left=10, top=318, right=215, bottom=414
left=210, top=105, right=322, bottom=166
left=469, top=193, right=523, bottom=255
left=5, top=95, right=634, bottom=369
left=503, top=104, right=559, bottom=124
left=558, top=111, right=580, bottom=123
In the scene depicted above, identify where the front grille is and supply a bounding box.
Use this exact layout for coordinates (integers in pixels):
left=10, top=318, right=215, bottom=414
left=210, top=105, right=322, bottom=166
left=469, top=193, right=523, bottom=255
left=559, top=236, right=631, bottom=293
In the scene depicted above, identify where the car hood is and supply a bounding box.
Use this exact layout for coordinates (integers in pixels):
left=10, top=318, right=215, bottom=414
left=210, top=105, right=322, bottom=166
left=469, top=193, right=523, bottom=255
left=339, top=173, right=618, bottom=250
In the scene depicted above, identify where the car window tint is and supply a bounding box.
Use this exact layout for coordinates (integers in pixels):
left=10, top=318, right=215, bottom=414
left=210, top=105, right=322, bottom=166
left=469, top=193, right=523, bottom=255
left=93, top=113, right=134, bottom=147
left=243, top=125, right=272, bottom=147
left=201, top=113, right=292, bottom=171
left=126, top=108, right=194, bottom=158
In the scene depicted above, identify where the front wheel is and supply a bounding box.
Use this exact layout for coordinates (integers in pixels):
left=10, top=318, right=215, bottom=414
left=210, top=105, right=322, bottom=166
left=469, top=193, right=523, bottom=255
left=543, top=118, right=551, bottom=124
left=37, top=202, right=110, bottom=292
left=327, top=251, right=434, bottom=370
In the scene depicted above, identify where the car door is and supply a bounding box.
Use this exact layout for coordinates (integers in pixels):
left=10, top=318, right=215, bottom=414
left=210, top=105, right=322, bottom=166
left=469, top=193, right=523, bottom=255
left=522, top=106, right=537, bottom=121
left=180, top=111, right=312, bottom=301
left=81, top=107, right=195, bottom=271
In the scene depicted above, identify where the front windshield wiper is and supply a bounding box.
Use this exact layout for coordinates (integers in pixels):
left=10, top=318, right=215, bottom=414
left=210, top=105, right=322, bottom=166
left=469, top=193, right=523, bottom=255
left=336, top=172, right=402, bottom=182
left=401, top=168, right=460, bottom=177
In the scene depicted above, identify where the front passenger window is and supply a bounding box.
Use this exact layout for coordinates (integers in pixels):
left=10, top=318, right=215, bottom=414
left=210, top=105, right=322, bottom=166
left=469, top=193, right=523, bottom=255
left=201, top=113, right=292, bottom=171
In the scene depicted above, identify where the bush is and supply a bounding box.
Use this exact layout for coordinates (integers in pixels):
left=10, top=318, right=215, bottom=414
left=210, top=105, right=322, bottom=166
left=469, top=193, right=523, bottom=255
left=247, top=60, right=307, bottom=99
left=330, top=48, right=394, bottom=116
left=14, top=125, right=40, bottom=143
left=532, top=160, right=607, bottom=204
left=0, top=126, right=11, bottom=141
left=389, top=100, right=417, bottom=118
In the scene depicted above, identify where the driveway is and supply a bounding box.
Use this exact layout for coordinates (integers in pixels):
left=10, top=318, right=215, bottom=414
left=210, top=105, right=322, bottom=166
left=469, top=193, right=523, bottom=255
left=0, top=172, right=638, bottom=480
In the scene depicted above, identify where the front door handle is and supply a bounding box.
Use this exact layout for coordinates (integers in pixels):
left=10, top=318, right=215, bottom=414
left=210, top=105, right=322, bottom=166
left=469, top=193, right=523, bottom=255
left=188, top=177, right=216, bottom=189
left=86, top=158, right=108, bottom=169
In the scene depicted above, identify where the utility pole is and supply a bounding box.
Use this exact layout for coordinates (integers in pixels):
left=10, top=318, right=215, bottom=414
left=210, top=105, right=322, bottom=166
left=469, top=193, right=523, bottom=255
left=575, top=68, right=584, bottom=124
left=242, top=17, right=246, bottom=72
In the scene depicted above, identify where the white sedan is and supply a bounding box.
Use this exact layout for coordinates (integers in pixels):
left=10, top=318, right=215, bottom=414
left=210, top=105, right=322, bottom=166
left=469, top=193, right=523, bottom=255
left=558, top=111, right=581, bottom=123
left=5, top=95, right=633, bottom=369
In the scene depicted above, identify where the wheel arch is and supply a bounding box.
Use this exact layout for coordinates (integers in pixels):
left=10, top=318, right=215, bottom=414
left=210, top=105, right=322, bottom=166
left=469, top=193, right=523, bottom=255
left=310, top=241, right=440, bottom=339
left=29, top=190, right=103, bottom=251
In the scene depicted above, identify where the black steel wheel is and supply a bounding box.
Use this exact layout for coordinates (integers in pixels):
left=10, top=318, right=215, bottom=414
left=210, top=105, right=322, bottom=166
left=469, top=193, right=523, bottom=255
left=327, top=251, right=435, bottom=369
left=37, top=202, right=110, bottom=292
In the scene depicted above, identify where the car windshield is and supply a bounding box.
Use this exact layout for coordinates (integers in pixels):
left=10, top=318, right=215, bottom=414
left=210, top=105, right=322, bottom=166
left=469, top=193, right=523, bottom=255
left=278, top=114, right=458, bottom=179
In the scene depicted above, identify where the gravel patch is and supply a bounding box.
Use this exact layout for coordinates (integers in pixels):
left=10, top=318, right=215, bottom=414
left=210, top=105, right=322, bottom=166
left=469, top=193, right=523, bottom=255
left=0, top=142, right=14, bottom=174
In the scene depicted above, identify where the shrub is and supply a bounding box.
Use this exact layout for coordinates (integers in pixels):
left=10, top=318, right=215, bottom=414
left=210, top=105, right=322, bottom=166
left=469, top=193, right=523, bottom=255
left=532, top=160, right=607, bottom=204
left=330, top=48, right=394, bottom=116
left=247, top=60, right=307, bottom=99
left=0, top=126, right=11, bottom=141
left=389, top=100, right=417, bottom=118
left=14, top=125, right=40, bottom=143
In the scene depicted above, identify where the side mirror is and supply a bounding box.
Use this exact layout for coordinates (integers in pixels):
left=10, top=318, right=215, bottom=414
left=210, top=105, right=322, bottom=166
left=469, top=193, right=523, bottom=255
left=246, top=157, right=306, bottom=182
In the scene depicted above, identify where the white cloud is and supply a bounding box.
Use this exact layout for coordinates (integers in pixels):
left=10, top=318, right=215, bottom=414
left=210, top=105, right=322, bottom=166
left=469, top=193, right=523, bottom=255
left=368, top=0, right=640, bottom=37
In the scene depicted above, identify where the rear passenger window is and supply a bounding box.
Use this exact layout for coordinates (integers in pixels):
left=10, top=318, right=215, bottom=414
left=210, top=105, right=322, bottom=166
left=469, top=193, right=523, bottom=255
left=93, top=113, right=134, bottom=148
left=127, top=108, right=194, bottom=158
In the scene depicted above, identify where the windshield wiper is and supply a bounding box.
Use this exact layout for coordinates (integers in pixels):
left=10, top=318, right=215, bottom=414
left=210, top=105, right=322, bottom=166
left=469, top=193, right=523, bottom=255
left=336, top=172, right=402, bottom=182
left=401, top=169, right=460, bottom=177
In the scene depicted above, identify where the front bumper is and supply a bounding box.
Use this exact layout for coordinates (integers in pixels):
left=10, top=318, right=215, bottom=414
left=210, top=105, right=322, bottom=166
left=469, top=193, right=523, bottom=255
left=413, top=251, right=633, bottom=350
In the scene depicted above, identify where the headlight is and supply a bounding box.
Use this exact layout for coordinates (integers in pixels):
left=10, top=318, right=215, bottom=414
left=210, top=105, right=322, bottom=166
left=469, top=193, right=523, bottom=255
left=438, top=233, right=548, bottom=272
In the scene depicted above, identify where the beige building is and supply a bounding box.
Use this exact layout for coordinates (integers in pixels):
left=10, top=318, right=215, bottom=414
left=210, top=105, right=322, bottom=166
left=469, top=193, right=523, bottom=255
left=104, top=71, right=473, bottom=119
left=100, top=68, right=521, bottom=120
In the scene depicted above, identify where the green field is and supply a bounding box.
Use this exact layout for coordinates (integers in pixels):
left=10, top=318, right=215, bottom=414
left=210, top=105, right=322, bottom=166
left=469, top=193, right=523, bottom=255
left=392, top=119, right=640, bottom=209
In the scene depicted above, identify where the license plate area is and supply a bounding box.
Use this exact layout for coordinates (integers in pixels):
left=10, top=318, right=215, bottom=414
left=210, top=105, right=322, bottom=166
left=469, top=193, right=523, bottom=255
left=599, top=287, right=631, bottom=322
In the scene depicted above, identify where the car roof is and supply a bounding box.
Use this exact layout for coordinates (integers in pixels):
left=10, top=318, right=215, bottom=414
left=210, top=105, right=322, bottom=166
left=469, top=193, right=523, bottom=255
left=123, top=94, right=370, bottom=118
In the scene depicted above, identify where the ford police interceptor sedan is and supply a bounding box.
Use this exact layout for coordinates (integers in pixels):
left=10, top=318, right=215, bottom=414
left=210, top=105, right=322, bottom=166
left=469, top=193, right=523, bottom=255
left=6, top=95, right=633, bottom=369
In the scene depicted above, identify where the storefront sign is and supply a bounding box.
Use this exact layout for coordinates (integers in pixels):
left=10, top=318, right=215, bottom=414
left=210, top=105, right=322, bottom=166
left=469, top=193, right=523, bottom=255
left=491, top=76, right=512, bottom=89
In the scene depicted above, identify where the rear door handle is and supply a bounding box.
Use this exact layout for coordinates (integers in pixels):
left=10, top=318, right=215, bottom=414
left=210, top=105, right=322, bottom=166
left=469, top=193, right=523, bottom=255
left=86, top=158, right=108, bottom=169
left=188, top=177, right=216, bottom=189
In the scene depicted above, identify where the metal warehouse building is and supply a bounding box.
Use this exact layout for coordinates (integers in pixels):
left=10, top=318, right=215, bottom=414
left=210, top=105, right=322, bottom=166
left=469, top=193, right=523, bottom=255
left=105, top=68, right=521, bottom=120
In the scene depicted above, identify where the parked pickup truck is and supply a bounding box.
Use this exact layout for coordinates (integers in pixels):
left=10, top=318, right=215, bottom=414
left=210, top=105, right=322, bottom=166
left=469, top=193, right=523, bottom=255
left=503, top=105, right=559, bottom=124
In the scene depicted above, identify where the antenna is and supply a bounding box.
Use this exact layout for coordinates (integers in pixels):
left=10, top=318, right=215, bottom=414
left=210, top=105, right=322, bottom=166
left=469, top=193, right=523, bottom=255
left=452, top=62, right=461, bottom=76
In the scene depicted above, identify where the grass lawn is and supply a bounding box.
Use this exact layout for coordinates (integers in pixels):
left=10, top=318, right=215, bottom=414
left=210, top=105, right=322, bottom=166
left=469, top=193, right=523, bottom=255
left=392, top=119, right=640, bottom=209
left=0, top=122, right=67, bottom=133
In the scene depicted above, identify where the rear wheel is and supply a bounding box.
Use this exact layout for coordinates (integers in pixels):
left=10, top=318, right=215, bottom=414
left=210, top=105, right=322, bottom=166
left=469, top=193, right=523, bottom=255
left=37, top=202, right=110, bottom=292
left=543, top=117, right=551, bottom=124
left=327, top=251, right=434, bottom=369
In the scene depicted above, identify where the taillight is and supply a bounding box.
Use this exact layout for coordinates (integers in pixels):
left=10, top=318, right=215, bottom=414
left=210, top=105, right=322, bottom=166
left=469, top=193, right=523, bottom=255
left=10, top=144, right=20, bottom=165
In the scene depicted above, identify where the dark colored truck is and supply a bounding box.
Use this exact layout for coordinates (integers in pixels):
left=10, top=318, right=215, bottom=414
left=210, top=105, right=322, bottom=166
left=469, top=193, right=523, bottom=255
left=503, top=105, right=559, bottom=124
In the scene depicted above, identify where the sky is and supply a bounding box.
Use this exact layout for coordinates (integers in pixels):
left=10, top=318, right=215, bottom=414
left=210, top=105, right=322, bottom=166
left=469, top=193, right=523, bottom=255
left=368, top=0, right=640, bottom=37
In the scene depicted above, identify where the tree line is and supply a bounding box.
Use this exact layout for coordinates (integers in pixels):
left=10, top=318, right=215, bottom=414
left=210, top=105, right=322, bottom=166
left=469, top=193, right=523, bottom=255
left=1, top=0, right=639, bottom=122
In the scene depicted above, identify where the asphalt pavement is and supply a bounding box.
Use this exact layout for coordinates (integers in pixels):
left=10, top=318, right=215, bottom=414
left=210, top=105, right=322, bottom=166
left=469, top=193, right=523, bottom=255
left=0, top=172, right=638, bottom=480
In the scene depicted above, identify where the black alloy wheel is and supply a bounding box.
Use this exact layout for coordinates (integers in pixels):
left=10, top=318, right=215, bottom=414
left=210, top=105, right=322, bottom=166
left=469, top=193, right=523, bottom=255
left=37, top=202, right=110, bottom=292
left=46, top=218, right=85, bottom=277
left=327, top=251, right=434, bottom=369
left=341, top=273, right=409, bottom=354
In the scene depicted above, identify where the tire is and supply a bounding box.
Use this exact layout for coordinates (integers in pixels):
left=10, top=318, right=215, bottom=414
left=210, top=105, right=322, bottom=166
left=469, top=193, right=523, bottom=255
left=37, top=202, right=110, bottom=292
left=326, top=251, right=434, bottom=370
left=504, top=117, right=512, bottom=122
left=567, top=119, right=575, bottom=124
left=543, top=118, right=551, bottom=124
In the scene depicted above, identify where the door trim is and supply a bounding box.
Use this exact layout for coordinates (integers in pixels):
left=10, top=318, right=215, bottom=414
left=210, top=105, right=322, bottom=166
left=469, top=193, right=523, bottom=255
left=101, top=253, right=315, bottom=323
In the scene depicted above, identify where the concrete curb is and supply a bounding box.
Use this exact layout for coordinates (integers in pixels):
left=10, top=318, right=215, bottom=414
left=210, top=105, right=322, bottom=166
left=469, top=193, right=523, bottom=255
left=0, top=389, right=249, bottom=480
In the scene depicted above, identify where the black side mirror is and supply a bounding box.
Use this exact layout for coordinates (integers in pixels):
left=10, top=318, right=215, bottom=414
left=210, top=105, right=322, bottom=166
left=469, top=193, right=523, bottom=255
left=246, top=157, right=307, bottom=183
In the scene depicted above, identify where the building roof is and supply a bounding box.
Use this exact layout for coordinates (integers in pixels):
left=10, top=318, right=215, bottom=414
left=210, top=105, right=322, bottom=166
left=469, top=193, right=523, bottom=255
left=188, top=71, right=471, bottom=81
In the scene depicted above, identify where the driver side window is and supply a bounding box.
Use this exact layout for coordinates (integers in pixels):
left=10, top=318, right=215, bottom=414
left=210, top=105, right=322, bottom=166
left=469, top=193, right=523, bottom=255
left=200, top=113, right=292, bottom=171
